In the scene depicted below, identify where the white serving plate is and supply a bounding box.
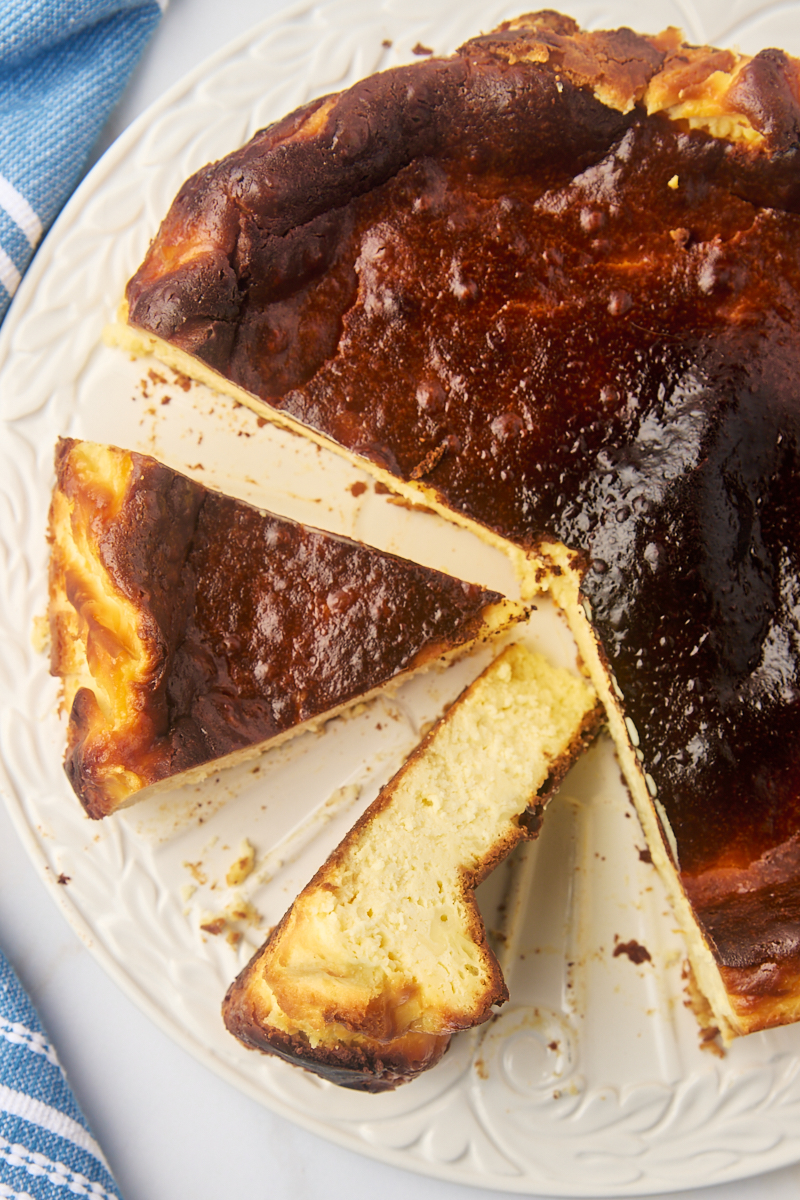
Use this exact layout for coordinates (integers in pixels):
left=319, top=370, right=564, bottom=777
left=2, top=1, right=800, bottom=1193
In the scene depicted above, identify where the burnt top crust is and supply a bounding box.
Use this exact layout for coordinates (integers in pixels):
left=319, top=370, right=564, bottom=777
left=49, top=439, right=508, bottom=818
left=126, top=11, right=800, bottom=370
left=125, top=17, right=800, bottom=982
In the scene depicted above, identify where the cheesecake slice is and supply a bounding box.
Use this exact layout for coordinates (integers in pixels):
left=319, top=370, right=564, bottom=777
left=48, top=438, right=524, bottom=818
left=222, top=643, right=602, bottom=1090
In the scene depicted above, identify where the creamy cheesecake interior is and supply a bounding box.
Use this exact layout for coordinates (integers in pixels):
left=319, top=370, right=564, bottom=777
left=223, top=644, right=603, bottom=1089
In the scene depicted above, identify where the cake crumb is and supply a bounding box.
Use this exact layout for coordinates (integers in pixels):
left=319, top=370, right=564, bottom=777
left=226, top=895, right=261, bottom=925
left=200, top=916, right=226, bottom=935
left=226, top=839, right=256, bottom=886
left=171, top=369, right=193, bottom=392
left=183, top=860, right=207, bottom=886
left=613, top=936, right=652, bottom=964
left=31, top=613, right=49, bottom=653
left=473, top=1056, right=488, bottom=1079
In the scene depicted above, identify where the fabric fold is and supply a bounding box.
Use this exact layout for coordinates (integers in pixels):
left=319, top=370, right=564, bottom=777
left=0, top=949, right=123, bottom=1199
left=0, top=0, right=163, bottom=324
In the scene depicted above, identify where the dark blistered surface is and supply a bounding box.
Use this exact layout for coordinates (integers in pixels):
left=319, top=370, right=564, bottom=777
left=126, top=30, right=800, bottom=976
left=111, top=464, right=501, bottom=782
left=248, top=120, right=800, bottom=898
left=232, top=118, right=800, bottom=965
left=698, top=875, right=800, bottom=973
left=171, top=490, right=498, bottom=753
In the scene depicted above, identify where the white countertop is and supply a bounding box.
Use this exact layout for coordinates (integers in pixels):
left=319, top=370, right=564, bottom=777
left=4, top=2, right=800, bottom=1198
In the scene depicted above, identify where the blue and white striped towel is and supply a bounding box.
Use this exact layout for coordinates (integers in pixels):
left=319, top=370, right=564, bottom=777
left=0, top=949, right=122, bottom=1200
left=0, top=0, right=164, bottom=325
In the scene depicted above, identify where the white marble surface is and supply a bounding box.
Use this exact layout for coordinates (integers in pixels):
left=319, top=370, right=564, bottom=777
left=4, top=1, right=800, bottom=1197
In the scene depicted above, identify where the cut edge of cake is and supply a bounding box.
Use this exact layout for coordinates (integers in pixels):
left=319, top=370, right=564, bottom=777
left=544, top=555, right=773, bottom=1044
left=106, top=319, right=763, bottom=1044
left=106, top=312, right=539, bottom=588
left=222, top=643, right=604, bottom=1091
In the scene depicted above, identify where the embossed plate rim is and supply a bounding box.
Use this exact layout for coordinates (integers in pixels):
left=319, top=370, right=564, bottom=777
left=3, top=0, right=800, bottom=1193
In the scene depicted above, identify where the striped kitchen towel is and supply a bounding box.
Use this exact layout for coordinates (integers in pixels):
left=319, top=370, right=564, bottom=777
left=0, top=0, right=164, bottom=326
left=0, top=950, right=122, bottom=1199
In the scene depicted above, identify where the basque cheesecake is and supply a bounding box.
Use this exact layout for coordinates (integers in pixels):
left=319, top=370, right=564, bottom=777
left=111, top=12, right=800, bottom=1043
left=222, top=644, right=602, bottom=1091
left=48, top=438, right=523, bottom=818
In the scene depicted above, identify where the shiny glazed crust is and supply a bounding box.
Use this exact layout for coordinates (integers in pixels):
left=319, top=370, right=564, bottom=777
left=222, top=645, right=604, bottom=1090
left=116, top=13, right=800, bottom=1042
left=123, top=12, right=800, bottom=369
left=47, top=439, right=525, bottom=818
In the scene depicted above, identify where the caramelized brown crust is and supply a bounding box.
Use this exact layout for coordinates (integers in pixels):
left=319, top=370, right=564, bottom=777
left=123, top=14, right=800, bottom=1034
left=222, top=991, right=450, bottom=1093
left=126, top=13, right=800, bottom=375
left=684, top=842, right=800, bottom=1030
left=48, top=439, right=521, bottom=818
left=222, top=646, right=603, bottom=1090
